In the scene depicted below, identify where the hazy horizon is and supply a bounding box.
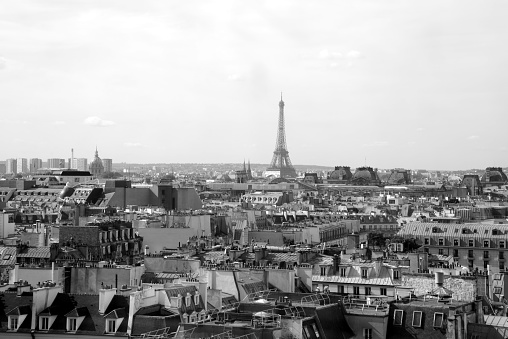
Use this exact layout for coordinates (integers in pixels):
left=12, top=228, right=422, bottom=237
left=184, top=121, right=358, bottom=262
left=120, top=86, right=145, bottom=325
left=1, top=1, right=507, bottom=170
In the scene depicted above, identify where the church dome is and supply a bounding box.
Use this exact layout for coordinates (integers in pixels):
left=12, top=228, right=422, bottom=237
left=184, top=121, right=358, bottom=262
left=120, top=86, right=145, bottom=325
left=89, top=147, right=104, bottom=177
left=328, top=166, right=352, bottom=181
left=352, top=167, right=380, bottom=185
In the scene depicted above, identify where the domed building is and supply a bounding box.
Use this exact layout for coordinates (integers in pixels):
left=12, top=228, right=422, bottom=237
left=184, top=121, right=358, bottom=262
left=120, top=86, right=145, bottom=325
left=481, top=167, right=508, bottom=187
left=351, top=167, right=381, bottom=186
left=386, top=169, right=412, bottom=185
left=89, top=147, right=104, bottom=177
left=327, top=166, right=353, bottom=184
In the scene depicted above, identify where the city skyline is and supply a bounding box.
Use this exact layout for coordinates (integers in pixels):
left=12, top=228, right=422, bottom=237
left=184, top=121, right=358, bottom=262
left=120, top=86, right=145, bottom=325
left=1, top=1, right=507, bottom=170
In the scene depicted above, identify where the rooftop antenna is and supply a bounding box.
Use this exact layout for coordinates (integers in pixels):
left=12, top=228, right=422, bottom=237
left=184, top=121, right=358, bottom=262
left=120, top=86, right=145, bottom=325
left=70, top=148, right=74, bottom=169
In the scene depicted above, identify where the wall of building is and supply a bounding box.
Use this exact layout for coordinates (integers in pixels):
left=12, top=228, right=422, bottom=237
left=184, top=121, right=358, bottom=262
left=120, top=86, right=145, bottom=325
left=58, top=266, right=143, bottom=294
left=207, top=270, right=238, bottom=300
left=143, top=257, right=201, bottom=273
left=248, top=231, right=285, bottom=246
left=11, top=267, right=57, bottom=285
left=345, top=313, right=388, bottom=339
left=138, top=227, right=200, bottom=252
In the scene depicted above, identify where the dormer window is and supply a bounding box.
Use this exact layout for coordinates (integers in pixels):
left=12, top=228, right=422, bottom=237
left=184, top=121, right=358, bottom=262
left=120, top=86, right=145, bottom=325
left=68, top=318, right=77, bottom=332
left=182, top=313, right=188, bottom=323
left=40, top=316, right=50, bottom=330
left=185, top=293, right=191, bottom=307
left=340, top=267, right=347, bottom=277
left=361, top=268, right=368, bottom=279
left=469, top=239, right=474, bottom=247
left=484, top=240, right=490, bottom=248
left=501, top=241, right=505, bottom=249
left=393, top=270, right=400, bottom=280
left=194, top=293, right=200, bottom=306
left=453, top=239, right=459, bottom=246
left=106, top=319, right=116, bottom=334
left=424, top=238, right=430, bottom=245
left=438, top=238, right=444, bottom=246
left=8, top=316, right=19, bottom=330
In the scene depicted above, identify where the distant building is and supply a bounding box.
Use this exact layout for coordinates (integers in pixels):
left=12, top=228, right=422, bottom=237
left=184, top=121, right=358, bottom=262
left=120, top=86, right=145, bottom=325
left=29, top=158, right=42, bottom=173
left=481, top=167, right=508, bottom=187
left=16, top=158, right=28, bottom=174
left=69, top=158, right=88, bottom=171
left=89, top=147, right=105, bottom=177
left=398, top=222, right=508, bottom=273
left=103, top=158, right=113, bottom=173
left=327, top=166, right=353, bottom=184
left=47, top=158, right=66, bottom=169
left=5, top=159, right=16, bottom=174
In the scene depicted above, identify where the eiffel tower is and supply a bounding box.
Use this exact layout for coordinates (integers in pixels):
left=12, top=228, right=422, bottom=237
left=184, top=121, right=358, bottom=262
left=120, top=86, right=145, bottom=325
left=266, top=94, right=297, bottom=178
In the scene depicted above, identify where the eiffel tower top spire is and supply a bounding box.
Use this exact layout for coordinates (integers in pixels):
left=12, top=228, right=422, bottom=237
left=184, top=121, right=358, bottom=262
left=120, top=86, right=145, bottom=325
left=266, top=95, right=296, bottom=178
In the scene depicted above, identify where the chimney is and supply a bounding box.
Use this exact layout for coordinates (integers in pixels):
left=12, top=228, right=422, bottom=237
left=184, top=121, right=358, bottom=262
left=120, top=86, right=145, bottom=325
left=435, top=272, right=444, bottom=287
left=99, top=288, right=117, bottom=315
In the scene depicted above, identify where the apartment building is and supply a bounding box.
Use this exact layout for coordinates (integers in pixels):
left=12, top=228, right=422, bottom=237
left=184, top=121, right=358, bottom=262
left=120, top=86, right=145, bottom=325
left=398, top=222, right=508, bottom=273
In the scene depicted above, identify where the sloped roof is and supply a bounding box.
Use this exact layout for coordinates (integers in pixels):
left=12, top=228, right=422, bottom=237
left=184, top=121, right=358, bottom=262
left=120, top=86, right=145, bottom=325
left=398, top=222, right=508, bottom=239
left=17, top=246, right=50, bottom=258
left=0, top=247, right=17, bottom=266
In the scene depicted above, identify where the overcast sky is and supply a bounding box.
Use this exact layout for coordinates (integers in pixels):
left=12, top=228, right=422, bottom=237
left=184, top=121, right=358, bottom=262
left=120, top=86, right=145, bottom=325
left=1, top=1, right=507, bottom=170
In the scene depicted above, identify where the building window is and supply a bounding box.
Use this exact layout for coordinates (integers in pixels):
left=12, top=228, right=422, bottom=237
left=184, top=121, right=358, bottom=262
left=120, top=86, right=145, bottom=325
left=340, top=268, right=347, bottom=277
left=353, top=286, right=360, bottom=295
left=393, top=270, right=400, bottom=279
left=40, top=317, right=49, bottom=330
left=494, top=287, right=502, bottom=294
left=453, top=249, right=459, bottom=257
left=320, top=266, right=327, bottom=276
left=364, top=328, right=373, bottom=339
left=469, top=239, right=474, bottom=247
left=424, top=238, right=430, bottom=245
left=194, top=294, right=200, bottom=305
left=361, top=268, right=368, bottom=279
left=412, top=311, right=422, bottom=327
left=106, top=320, right=116, bottom=333
left=468, top=250, right=474, bottom=258
left=500, top=262, right=505, bottom=271
left=182, top=314, right=188, bottom=323
left=9, top=316, right=18, bottom=330
left=484, top=251, right=489, bottom=259
left=438, top=238, right=444, bottom=246
left=484, top=261, right=489, bottom=269
left=380, top=288, right=387, bottom=296
left=185, top=295, right=191, bottom=307
left=311, top=323, right=320, bottom=338
left=393, top=309, right=404, bottom=325
left=484, top=240, right=490, bottom=248
left=433, top=312, right=444, bottom=327
left=500, top=241, right=505, bottom=249
left=453, top=239, right=459, bottom=246
left=438, top=248, right=444, bottom=255
left=365, top=287, right=371, bottom=295
left=500, top=252, right=505, bottom=260
left=68, top=318, right=77, bottom=332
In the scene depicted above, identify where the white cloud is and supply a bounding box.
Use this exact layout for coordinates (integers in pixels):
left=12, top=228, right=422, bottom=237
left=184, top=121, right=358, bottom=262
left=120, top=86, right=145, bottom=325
left=319, top=49, right=342, bottom=59
left=124, top=142, right=142, bottom=147
left=363, top=141, right=389, bottom=147
left=84, top=116, right=115, bottom=127
left=0, top=57, right=6, bottom=70
left=346, top=50, right=364, bottom=59
left=467, top=135, right=479, bottom=140
left=227, top=73, right=245, bottom=81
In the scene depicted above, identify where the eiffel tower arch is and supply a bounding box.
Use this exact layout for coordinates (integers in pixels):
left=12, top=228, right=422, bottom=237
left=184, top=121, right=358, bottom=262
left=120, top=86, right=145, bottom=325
left=266, top=95, right=297, bottom=178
